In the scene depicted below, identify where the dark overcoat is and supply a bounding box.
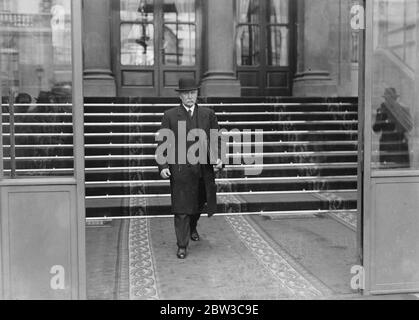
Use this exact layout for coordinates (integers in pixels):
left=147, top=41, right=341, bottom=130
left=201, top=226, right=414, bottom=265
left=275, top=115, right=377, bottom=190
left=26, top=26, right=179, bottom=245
left=156, top=104, right=220, bottom=215
left=373, top=103, right=410, bottom=167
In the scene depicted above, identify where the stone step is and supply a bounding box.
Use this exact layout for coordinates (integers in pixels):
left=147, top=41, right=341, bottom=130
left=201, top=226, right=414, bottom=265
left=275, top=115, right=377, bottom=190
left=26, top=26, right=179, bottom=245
left=2, top=98, right=359, bottom=219
left=85, top=175, right=356, bottom=193
left=2, top=162, right=358, bottom=178
left=85, top=190, right=357, bottom=216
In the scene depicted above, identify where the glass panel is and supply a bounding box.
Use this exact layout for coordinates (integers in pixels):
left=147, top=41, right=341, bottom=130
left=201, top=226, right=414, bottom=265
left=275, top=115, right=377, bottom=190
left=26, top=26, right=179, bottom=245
left=269, top=0, right=289, bottom=24
left=267, top=25, right=288, bottom=66
left=0, top=0, right=73, bottom=178
left=163, top=0, right=195, bottom=23
left=162, top=0, right=196, bottom=66
left=121, top=23, right=155, bottom=66
left=236, top=25, right=260, bottom=66
left=120, top=0, right=154, bottom=22
left=163, top=23, right=195, bottom=66
left=371, top=0, right=419, bottom=170
left=236, top=0, right=259, bottom=24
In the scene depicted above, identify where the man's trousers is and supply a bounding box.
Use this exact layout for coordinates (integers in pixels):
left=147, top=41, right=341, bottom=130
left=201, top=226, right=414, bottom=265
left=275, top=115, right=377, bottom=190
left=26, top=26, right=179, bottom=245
left=174, top=213, right=201, bottom=249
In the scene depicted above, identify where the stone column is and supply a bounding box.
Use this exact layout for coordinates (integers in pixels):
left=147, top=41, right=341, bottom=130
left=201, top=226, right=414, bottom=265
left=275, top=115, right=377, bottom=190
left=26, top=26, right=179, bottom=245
left=83, top=0, right=116, bottom=97
left=293, top=0, right=338, bottom=97
left=200, top=0, right=241, bottom=97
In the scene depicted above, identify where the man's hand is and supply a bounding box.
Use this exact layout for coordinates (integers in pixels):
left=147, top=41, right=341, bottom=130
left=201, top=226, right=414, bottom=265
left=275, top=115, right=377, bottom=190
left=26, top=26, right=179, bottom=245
left=160, top=168, right=171, bottom=179
left=214, top=159, right=223, bottom=172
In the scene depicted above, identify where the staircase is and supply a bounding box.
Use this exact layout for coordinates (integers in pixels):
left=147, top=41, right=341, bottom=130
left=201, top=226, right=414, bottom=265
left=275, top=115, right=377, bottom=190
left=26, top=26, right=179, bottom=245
left=1, top=97, right=358, bottom=219
left=83, top=97, right=358, bottom=218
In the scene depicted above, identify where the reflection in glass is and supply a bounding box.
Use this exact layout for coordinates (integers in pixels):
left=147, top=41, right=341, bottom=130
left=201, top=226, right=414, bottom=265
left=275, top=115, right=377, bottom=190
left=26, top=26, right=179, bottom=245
left=120, top=0, right=155, bottom=67
left=162, top=0, right=196, bottom=66
left=371, top=0, right=419, bottom=170
left=2, top=101, right=74, bottom=178
left=120, top=0, right=154, bottom=22
left=163, top=24, right=195, bottom=66
left=372, top=88, right=412, bottom=168
left=0, top=0, right=73, bottom=177
left=269, top=0, right=288, bottom=24
left=163, top=0, right=195, bottom=23
left=236, top=0, right=259, bottom=24
left=121, top=23, right=155, bottom=66
left=267, top=26, right=288, bottom=66
left=236, top=25, right=260, bottom=66
left=0, top=0, right=72, bottom=102
left=380, top=0, right=416, bottom=70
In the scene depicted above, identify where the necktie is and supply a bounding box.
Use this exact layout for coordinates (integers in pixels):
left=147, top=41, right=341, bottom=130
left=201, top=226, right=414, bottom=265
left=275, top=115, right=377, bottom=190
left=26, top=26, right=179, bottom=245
left=188, top=108, right=193, bottom=119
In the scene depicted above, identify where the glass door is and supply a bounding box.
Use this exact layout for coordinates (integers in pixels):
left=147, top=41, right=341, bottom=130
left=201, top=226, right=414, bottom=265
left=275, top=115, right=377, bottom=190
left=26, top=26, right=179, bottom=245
left=0, top=0, right=86, bottom=299
left=363, top=0, right=419, bottom=294
left=235, top=0, right=296, bottom=96
left=115, top=0, right=201, bottom=97
left=159, top=0, right=200, bottom=96
left=118, top=0, right=158, bottom=96
left=0, top=0, right=74, bottom=178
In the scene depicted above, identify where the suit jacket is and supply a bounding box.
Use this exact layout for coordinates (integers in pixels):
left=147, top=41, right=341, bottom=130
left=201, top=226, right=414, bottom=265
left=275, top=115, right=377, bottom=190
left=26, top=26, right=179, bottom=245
left=156, top=104, right=221, bottom=215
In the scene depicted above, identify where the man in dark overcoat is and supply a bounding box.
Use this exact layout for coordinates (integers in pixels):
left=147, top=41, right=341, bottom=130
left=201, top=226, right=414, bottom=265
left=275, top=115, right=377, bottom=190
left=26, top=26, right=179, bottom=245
left=156, top=78, right=223, bottom=259
left=373, top=87, right=412, bottom=168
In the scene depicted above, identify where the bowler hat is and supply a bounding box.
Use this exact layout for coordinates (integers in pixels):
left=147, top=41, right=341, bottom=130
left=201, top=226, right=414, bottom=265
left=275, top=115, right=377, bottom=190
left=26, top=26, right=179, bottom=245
left=383, top=87, right=400, bottom=99
left=175, top=77, right=200, bottom=92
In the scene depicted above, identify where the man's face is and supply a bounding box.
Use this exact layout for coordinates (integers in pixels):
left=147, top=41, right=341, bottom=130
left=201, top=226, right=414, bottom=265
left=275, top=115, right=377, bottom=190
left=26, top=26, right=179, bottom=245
left=179, top=90, right=198, bottom=108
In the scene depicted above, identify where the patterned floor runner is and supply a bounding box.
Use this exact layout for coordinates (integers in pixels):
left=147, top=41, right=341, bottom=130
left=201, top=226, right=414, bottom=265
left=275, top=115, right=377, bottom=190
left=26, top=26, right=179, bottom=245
left=129, top=218, right=159, bottom=300
left=128, top=215, right=330, bottom=300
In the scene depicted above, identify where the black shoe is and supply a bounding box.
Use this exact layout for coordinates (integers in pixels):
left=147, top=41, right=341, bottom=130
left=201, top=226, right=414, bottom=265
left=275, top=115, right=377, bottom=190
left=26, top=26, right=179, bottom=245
left=177, top=248, right=187, bottom=259
left=191, top=230, right=200, bottom=241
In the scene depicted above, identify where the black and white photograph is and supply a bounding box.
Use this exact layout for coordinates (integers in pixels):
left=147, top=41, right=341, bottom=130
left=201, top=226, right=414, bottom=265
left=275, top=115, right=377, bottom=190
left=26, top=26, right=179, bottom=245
left=0, top=0, right=419, bottom=304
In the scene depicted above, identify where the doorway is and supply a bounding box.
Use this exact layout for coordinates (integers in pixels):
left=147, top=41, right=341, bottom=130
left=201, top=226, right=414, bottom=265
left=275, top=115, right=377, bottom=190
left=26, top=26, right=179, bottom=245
left=235, top=0, right=296, bottom=96
left=0, top=0, right=86, bottom=299
left=112, top=0, right=202, bottom=97
left=362, top=0, right=419, bottom=294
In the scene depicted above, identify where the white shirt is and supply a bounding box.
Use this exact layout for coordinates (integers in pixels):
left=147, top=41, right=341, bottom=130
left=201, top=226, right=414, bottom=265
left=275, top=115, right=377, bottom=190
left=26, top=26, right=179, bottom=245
left=183, top=104, right=195, bottom=117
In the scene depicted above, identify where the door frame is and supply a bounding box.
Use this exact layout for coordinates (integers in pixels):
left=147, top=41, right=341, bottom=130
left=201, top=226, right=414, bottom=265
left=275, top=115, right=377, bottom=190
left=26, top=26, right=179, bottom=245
left=0, top=0, right=86, bottom=299
left=112, top=0, right=159, bottom=96
left=235, top=0, right=297, bottom=96
left=72, top=0, right=87, bottom=299
left=362, top=0, right=419, bottom=295
left=111, top=0, right=202, bottom=97
left=158, top=0, right=203, bottom=97
left=357, top=0, right=366, bottom=273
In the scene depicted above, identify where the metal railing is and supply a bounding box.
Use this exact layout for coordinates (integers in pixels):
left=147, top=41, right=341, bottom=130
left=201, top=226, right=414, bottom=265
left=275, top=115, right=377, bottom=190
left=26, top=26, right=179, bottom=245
left=1, top=90, right=17, bottom=178
left=8, top=90, right=16, bottom=178
left=1, top=100, right=74, bottom=178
